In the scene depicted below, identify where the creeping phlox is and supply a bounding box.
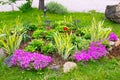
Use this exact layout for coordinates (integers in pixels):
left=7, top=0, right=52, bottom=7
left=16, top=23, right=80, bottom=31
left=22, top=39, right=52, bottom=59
left=74, top=42, right=107, bottom=61
left=108, top=32, right=118, bottom=41
left=11, top=50, right=52, bottom=70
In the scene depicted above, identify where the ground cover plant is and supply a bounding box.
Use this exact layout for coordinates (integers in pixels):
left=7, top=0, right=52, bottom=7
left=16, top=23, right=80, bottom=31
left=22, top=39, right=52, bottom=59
left=0, top=8, right=120, bottom=80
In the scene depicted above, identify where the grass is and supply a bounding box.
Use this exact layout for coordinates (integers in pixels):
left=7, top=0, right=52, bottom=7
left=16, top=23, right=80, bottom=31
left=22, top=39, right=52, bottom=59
left=0, top=58, right=120, bottom=80
left=0, top=8, right=120, bottom=80
left=0, top=8, right=120, bottom=37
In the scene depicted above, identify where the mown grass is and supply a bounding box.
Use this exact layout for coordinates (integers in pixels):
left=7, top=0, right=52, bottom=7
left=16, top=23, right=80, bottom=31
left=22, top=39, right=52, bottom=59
left=0, top=58, right=120, bottom=80
left=0, top=8, right=120, bottom=37
left=0, top=8, right=120, bottom=80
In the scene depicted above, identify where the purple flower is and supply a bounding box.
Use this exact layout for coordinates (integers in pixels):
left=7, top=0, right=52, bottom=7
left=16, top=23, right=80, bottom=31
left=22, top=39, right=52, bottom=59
left=10, top=50, right=52, bottom=70
left=108, top=32, right=118, bottom=41
left=74, top=42, right=107, bottom=61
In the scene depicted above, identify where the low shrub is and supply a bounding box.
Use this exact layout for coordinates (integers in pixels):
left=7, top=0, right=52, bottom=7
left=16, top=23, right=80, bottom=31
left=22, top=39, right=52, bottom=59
left=32, top=29, right=45, bottom=39
left=41, top=42, right=55, bottom=54
left=24, top=39, right=44, bottom=52
left=10, top=50, right=52, bottom=70
left=46, top=1, right=68, bottom=14
left=18, top=1, right=32, bottom=12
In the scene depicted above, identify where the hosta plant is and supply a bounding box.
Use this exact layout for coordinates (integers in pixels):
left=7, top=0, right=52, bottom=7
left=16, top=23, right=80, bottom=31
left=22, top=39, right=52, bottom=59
left=53, top=32, right=74, bottom=60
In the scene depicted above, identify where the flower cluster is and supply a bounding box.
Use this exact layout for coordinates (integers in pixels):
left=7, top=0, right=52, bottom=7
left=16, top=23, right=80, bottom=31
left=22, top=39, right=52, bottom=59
left=10, top=50, right=52, bottom=70
left=108, top=32, right=118, bottom=41
left=63, top=26, right=68, bottom=31
left=74, top=42, right=107, bottom=61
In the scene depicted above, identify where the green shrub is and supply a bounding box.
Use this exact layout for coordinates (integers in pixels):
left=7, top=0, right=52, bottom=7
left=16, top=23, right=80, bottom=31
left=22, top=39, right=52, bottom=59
left=77, top=38, right=90, bottom=50
left=32, top=29, right=45, bottom=39
left=41, top=42, right=55, bottom=54
left=19, top=1, right=32, bottom=12
left=24, top=39, right=44, bottom=52
left=24, top=45, right=36, bottom=52
left=71, top=35, right=90, bottom=50
left=46, top=1, right=68, bottom=14
left=45, top=30, right=54, bottom=41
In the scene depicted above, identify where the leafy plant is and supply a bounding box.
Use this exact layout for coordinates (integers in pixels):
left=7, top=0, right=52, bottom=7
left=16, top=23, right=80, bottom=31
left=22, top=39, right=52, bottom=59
left=24, top=39, right=44, bottom=52
left=45, top=30, right=54, bottom=41
left=0, top=24, right=22, bottom=55
left=24, top=45, right=36, bottom=52
left=46, top=1, right=68, bottom=14
left=18, top=1, right=32, bottom=12
left=90, top=18, right=111, bottom=42
left=53, top=32, right=74, bottom=60
left=41, top=42, right=55, bottom=54
left=0, top=33, right=22, bottom=55
left=32, top=29, right=45, bottom=39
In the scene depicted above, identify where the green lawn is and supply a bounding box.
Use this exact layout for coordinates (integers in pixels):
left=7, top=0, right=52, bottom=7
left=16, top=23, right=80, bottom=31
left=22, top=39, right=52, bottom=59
left=0, top=58, right=120, bottom=80
left=0, top=9, right=120, bottom=80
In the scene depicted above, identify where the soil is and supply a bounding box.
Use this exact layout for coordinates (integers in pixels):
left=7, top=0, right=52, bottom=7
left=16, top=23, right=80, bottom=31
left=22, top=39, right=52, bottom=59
left=49, top=54, right=66, bottom=66
left=109, top=45, right=120, bottom=58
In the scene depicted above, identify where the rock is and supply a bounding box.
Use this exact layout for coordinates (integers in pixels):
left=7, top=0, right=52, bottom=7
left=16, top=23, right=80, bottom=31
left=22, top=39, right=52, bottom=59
left=109, top=41, right=115, bottom=46
left=115, top=39, right=120, bottom=47
left=48, top=64, right=60, bottom=71
left=105, top=3, right=120, bottom=23
left=63, top=62, right=77, bottom=73
left=3, top=55, right=13, bottom=67
left=0, top=49, right=6, bottom=59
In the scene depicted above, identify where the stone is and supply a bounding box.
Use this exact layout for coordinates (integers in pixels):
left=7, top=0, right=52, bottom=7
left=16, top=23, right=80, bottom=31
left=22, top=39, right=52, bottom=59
left=109, top=41, right=115, bottom=46
left=0, top=48, right=6, bottom=59
left=48, top=64, right=60, bottom=71
left=63, top=62, right=77, bottom=73
left=105, top=3, right=120, bottom=23
left=115, top=39, right=120, bottom=47
left=3, top=55, right=13, bottom=67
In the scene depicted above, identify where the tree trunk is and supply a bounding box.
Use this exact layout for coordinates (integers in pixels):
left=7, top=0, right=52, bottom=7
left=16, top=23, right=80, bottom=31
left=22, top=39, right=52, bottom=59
left=39, top=0, right=44, bottom=10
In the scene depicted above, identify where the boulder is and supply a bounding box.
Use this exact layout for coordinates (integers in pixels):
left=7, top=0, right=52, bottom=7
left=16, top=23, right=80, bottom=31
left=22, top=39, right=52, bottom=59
left=105, top=3, right=120, bottom=23
left=63, top=62, right=77, bottom=73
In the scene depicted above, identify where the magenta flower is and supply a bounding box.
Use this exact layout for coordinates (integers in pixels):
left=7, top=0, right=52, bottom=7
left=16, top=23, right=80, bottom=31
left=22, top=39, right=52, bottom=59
left=74, top=42, right=107, bottom=61
left=10, top=50, right=52, bottom=70
left=108, top=32, right=118, bottom=41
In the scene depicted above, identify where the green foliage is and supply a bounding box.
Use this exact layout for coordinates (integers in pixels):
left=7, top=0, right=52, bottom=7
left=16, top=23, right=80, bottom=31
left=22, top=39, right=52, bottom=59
left=0, top=24, right=22, bottom=55
left=23, top=23, right=37, bottom=31
left=24, top=45, right=36, bottom=52
left=53, top=32, right=74, bottom=60
left=77, top=38, right=90, bottom=50
left=46, top=1, right=68, bottom=14
left=45, top=30, right=54, bottom=41
left=24, top=39, right=44, bottom=52
left=91, top=18, right=112, bottom=42
left=41, top=42, right=55, bottom=54
left=32, top=29, right=45, bottom=39
left=0, top=34, right=22, bottom=55
left=76, top=27, right=91, bottom=39
left=71, top=35, right=90, bottom=50
left=18, top=1, right=32, bottom=12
